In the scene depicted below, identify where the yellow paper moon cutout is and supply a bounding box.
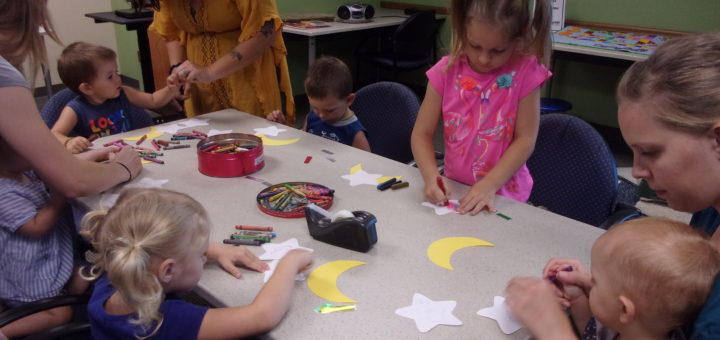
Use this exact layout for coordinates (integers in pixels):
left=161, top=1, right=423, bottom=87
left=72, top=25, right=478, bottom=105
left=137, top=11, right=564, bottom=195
left=427, top=237, right=494, bottom=271
left=307, top=260, right=366, bottom=303
left=123, top=127, right=164, bottom=141
left=348, top=164, right=401, bottom=183
left=255, top=133, right=300, bottom=146
left=349, top=164, right=363, bottom=174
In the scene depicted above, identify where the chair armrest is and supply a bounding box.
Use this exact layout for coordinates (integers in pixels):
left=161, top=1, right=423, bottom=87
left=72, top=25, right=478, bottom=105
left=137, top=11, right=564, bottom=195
left=0, top=294, right=90, bottom=327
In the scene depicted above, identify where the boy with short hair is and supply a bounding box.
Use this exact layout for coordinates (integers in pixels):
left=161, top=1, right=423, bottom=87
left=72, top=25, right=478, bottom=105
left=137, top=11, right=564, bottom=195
left=52, top=42, right=181, bottom=153
left=268, top=56, right=370, bottom=152
left=507, top=217, right=720, bottom=340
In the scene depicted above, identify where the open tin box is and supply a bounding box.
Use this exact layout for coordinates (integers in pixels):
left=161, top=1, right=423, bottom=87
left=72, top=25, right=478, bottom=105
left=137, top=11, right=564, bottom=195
left=197, top=133, right=264, bottom=177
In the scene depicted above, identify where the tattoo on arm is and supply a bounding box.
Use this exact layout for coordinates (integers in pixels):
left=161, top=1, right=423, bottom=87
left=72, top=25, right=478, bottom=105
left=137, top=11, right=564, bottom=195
left=230, top=51, right=243, bottom=62
left=260, top=19, right=274, bottom=38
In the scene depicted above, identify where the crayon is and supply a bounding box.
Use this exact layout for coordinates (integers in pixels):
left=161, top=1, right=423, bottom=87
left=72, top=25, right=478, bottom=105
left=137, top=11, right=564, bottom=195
left=235, top=225, right=273, bottom=231
left=234, top=230, right=277, bottom=238
left=496, top=212, right=512, bottom=220
left=103, top=139, right=124, bottom=147
left=377, top=177, right=397, bottom=191
left=164, top=144, right=190, bottom=150
left=142, top=156, right=165, bottom=164
left=223, top=238, right=262, bottom=246
left=549, top=266, right=574, bottom=289
left=284, top=184, right=306, bottom=197
left=136, top=134, right=147, bottom=145
left=391, top=181, right=409, bottom=190
left=304, top=156, right=312, bottom=164
left=230, top=235, right=271, bottom=243
left=134, top=146, right=155, bottom=152
left=321, top=149, right=334, bottom=155
left=202, top=144, right=220, bottom=152
left=150, top=139, right=161, bottom=151
left=436, top=176, right=449, bottom=206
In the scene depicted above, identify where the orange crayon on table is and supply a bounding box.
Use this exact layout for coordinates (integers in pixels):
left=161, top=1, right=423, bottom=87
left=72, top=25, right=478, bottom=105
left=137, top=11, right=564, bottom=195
left=235, top=225, right=274, bottom=232
left=136, top=134, right=147, bottom=145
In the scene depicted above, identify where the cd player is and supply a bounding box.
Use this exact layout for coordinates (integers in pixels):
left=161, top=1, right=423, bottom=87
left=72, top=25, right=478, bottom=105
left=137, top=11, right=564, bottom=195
left=336, top=3, right=375, bottom=23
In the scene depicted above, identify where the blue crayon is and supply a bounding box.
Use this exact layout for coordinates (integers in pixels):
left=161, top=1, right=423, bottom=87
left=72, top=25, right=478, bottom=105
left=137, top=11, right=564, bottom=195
left=377, top=177, right=398, bottom=191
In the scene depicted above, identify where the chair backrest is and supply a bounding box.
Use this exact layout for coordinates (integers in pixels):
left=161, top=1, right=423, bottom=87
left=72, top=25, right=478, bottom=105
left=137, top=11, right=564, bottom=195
left=40, top=88, right=79, bottom=128
left=527, top=114, right=619, bottom=227
left=350, top=81, right=420, bottom=163
left=393, top=10, right=436, bottom=60
left=40, top=88, right=153, bottom=132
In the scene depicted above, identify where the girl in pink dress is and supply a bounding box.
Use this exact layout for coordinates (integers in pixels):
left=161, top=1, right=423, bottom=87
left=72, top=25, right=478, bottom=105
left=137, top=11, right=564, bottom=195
left=411, top=0, right=552, bottom=215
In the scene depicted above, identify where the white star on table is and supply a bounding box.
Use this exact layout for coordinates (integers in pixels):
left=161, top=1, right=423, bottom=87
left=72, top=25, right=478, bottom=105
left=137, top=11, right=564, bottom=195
left=258, top=238, right=313, bottom=261
left=98, top=178, right=169, bottom=208
left=421, top=200, right=460, bottom=215
left=477, top=296, right=524, bottom=334
left=155, top=118, right=210, bottom=134
left=341, top=169, right=381, bottom=186
left=263, top=258, right=308, bottom=283
left=253, top=125, right=287, bottom=136
left=395, top=293, right=463, bottom=333
left=207, top=129, right=232, bottom=136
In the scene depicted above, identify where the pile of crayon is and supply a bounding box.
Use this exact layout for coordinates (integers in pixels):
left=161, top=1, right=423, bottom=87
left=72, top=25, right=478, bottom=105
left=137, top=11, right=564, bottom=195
left=134, top=147, right=164, bottom=164
left=257, top=183, right=334, bottom=214
left=223, top=225, right=275, bottom=246
left=200, top=141, right=259, bottom=154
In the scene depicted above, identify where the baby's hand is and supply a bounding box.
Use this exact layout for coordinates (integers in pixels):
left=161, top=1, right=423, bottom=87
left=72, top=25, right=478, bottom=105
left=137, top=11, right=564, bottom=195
left=458, top=180, right=496, bottom=215
left=266, top=109, right=286, bottom=124
left=65, top=136, right=91, bottom=154
left=282, top=249, right=314, bottom=274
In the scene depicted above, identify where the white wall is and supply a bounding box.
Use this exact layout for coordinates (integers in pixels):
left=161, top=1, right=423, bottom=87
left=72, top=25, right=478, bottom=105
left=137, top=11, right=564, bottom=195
left=36, top=0, right=118, bottom=87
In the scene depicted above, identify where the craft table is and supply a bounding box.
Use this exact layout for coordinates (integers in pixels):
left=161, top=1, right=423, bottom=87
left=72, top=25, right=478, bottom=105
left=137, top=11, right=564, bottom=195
left=77, top=109, right=603, bottom=339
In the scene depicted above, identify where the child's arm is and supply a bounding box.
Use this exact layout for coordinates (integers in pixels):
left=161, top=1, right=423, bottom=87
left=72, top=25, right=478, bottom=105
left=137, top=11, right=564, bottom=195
left=410, top=83, right=448, bottom=204
left=206, top=242, right=269, bottom=278
left=543, top=259, right=593, bottom=333
left=123, top=85, right=179, bottom=110
left=197, top=249, right=313, bottom=339
left=352, top=131, right=371, bottom=152
left=458, top=88, right=541, bottom=215
left=505, top=277, right=578, bottom=340
left=50, top=106, right=91, bottom=154
left=16, top=190, right=67, bottom=238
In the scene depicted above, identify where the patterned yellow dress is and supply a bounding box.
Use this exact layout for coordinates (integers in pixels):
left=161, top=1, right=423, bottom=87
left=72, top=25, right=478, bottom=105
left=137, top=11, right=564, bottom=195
left=149, top=0, right=295, bottom=123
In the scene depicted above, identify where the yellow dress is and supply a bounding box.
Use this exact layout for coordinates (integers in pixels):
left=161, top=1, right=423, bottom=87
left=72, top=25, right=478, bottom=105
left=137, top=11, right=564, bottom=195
left=149, top=0, right=295, bottom=123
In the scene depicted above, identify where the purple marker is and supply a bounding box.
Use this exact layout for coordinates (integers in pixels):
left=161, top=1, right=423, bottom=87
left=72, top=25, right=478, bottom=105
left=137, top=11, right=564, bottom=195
left=549, top=265, right=574, bottom=289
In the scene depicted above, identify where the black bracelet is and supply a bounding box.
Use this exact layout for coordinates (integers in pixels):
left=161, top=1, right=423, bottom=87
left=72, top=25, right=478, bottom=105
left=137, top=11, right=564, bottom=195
left=114, top=162, right=133, bottom=184
left=168, top=62, right=183, bottom=75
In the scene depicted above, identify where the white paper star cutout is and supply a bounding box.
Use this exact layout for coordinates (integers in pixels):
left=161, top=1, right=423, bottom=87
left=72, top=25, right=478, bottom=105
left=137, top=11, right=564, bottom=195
left=99, top=178, right=169, bottom=208
left=395, top=293, right=463, bottom=333
left=207, top=129, right=232, bottom=136
left=259, top=238, right=313, bottom=261
left=263, top=258, right=307, bottom=283
left=421, top=200, right=460, bottom=215
left=341, top=169, right=381, bottom=186
left=477, top=296, right=523, bottom=334
left=253, top=125, right=287, bottom=137
left=155, top=118, right=210, bottom=134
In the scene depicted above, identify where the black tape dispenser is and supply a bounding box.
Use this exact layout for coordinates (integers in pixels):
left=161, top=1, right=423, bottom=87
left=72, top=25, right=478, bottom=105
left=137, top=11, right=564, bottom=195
left=304, top=204, right=378, bottom=252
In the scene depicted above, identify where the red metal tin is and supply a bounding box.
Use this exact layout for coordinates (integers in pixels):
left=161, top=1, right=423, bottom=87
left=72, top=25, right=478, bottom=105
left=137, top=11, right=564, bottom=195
left=197, top=133, right=264, bottom=177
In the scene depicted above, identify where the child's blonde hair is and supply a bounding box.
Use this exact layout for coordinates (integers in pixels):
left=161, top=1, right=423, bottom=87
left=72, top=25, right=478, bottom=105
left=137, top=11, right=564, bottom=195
left=617, top=32, right=720, bottom=135
left=82, top=188, right=211, bottom=338
left=596, top=217, right=720, bottom=328
left=448, top=0, right=551, bottom=67
left=0, top=0, right=60, bottom=87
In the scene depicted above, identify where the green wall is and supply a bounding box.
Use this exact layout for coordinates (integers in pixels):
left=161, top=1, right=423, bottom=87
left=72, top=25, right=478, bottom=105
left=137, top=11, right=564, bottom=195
left=111, top=0, right=142, bottom=88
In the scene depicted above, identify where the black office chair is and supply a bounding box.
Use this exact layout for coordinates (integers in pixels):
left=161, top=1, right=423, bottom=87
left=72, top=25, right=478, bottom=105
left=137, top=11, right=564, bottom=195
left=526, top=114, right=642, bottom=229
left=0, top=294, right=91, bottom=340
left=355, top=10, right=438, bottom=85
left=350, top=81, right=420, bottom=164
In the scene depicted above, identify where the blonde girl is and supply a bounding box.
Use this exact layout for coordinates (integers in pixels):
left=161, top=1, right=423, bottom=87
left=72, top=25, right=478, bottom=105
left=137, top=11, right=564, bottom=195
left=411, top=0, right=551, bottom=215
left=82, top=188, right=312, bottom=339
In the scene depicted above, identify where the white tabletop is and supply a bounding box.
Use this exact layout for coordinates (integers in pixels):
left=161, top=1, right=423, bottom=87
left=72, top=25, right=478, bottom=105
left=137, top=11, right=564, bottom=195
left=78, top=109, right=603, bottom=339
left=282, top=9, right=410, bottom=37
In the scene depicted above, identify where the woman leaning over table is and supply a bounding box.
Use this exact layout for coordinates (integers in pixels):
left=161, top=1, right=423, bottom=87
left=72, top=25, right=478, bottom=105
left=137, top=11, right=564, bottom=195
left=147, top=0, right=295, bottom=124
left=0, top=0, right=142, bottom=197
left=504, top=32, right=720, bottom=339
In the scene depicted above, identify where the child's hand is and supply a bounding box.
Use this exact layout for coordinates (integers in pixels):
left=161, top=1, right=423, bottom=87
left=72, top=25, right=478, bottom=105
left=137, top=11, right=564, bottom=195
left=458, top=180, right=496, bottom=215
left=75, top=146, right=119, bottom=162
left=282, top=249, right=314, bottom=274
left=505, top=277, right=575, bottom=339
left=173, top=61, right=213, bottom=84
left=208, top=242, right=270, bottom=278
left=65, top=136, right=91, bottom=154
left=424, top=180, right=450, bottom=205
left=543, top=258, right=591, bottom=307
left=266, top=109, right=286, bottom=124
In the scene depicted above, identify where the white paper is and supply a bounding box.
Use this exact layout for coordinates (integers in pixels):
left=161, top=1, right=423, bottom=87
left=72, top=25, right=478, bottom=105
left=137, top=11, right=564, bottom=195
left=253, top=125, right=287, bottom=137
left=477, top=296, right=524, bottom=334
left=421, top=200, right=460, bottom=215
left=395, top=293, right=463, bottom=333
left=341, top=168, right=381, bottom=186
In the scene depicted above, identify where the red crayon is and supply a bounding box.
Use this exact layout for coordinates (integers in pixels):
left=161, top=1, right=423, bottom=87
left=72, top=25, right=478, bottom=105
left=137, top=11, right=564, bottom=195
left=136, top=134, right=147, bottom=145
left=150, top=139, right=161, bottom=151
left=436, top=176, right=449, bottom=206
left=235, top=225, right=273, bottom=232
left=103, top=139, right=124, bottom=147
left=304, top=156, right=312, bottom=164
left=87, top=134, right=99, bottom=142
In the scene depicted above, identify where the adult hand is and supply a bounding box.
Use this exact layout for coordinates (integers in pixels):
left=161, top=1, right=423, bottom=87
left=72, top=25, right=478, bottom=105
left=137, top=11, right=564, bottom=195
left=208, top=242, right=270, bottom=278
left=108, top=146, right=142, bottom=179
left=174, top=60, right=214, bottom=84
left=505, top=277, right=576, bottom=340
left=266, top=110, right=286, bottom=124
left=458, top=180, right=496, bottom=215
left=65, top=136, right=91, bottom=154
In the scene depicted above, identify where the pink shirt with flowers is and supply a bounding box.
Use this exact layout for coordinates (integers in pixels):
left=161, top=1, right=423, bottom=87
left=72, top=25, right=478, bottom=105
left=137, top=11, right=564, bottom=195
left=427, top=54, right=550, bottom=202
